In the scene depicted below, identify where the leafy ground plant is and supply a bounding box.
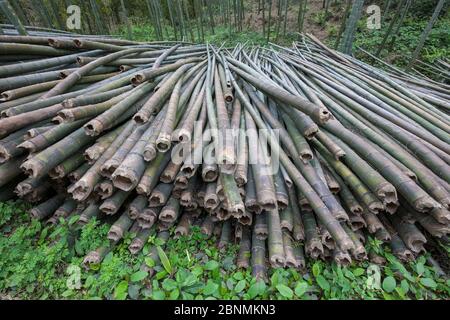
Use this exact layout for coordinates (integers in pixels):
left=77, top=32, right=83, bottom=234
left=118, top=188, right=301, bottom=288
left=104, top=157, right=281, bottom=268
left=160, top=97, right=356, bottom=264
left=0, top=201, right=448, bottom=300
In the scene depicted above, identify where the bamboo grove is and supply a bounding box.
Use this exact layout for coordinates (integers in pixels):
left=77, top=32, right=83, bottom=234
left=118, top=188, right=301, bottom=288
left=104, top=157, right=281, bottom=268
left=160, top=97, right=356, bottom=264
left=0, top=30, right=449, bottom=280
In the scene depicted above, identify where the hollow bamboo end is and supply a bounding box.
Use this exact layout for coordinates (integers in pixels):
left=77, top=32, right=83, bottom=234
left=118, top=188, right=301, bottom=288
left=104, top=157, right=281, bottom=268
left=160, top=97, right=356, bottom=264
left=84, top=120, right=103, bottom=137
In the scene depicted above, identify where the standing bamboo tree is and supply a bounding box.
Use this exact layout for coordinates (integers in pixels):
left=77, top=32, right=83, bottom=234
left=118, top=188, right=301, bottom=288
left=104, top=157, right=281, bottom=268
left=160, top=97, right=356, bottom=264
left=0, top=0, right=28, bottom=35
left=194, top=0, right=204, bottom=42
left=407, top=0, right=446, bottom=69
left=49, top=0, right=64, bottom=30
left=182, top=0, right=195, bottom=42
left=386, top=0, right=412, bottom=52
left=120, top=0, right=133, bottom=40
left=267, top=0, right=272, bottom=42
left=175, top=0, right=187, bottom=40
left=78, top=0, right=94, bottom=34
left=31, top=0, right=51, bottom=28
left=381, top=0, right=392, bottom=24
left=239, top=0, right=243, bottom=32
left=374, top=0, right=406, bottom=57
left=282, top=0, right=289, bottom=36
left=339, top=0, right=365, bottom=54
left=154, top=0, right=167, bottom=40
left=89, top=0, right=107, bottom=34
left=324, top=0, right=331, bottom=18
left=146, top=0, right=161, bottom=40
left=334, top=0, right=351, bottom=49
left=297, top=0, right=307, bottom=33
left=167, top=0, right=178, bottom=40
left=262, top=0, right=266, bottom=35
left=10, top=0, right=30, bottom=26
left=227, top=0, right=231, bottom=37
left=232, top=0, right=237, bottom=31
left=39, top=0, right=55, bottom=28
left=275, top=0, right=282, bottom=41
left=205, top=0, right=215, bottom=34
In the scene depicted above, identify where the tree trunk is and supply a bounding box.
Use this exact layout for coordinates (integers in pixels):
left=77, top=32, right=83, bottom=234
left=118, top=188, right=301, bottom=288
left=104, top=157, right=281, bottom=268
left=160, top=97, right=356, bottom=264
left=146, top=0, right=160, bottom=40
left=267, top=0, right=272, bottom=42
left=282, top=0, right=288, bottom=36
left=381, top=0, right=392, bottom=24
left=9, top=0, right=29, bottom=25
left=297, top=0, right=307, bottom=34
left=0, top=0, right=28, bottom=35
left=387, top=0, right=412, bottom=52
left=49, top=0, right=64, bottom=30
left=375, top=0, right=405, bottom=57
left=334, top=0, right=351, bottom=49
left=262, top=0, right=266, bottom=35
left=166, top=0, right=178, bottom=40
left=89, top=0, right=107, bottom=34
left=407, top=0, right=446, bottom=69
left=120, top=0, right=133, bottom=40
left=183, top=0, right=195, bottom=42
left=275, top=0, right=282, bottom=41
left=339, top=0, right=365, bottom=55
left=206, top=0, right=215, bottom=34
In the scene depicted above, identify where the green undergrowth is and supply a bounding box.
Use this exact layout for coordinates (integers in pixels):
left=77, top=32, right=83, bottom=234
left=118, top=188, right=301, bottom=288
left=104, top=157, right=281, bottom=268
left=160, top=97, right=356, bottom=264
left=353, top=15, right=450, bottom=68
left=0, top=201, right=449, bottom=300
left=115, top=22, right=297, bottom=47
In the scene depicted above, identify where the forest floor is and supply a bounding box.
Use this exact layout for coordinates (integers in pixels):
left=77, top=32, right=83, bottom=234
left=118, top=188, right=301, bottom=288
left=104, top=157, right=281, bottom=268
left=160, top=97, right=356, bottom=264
left=0, top=201, right=449, bottom=300
left=0, top=1, right=449, bottom=301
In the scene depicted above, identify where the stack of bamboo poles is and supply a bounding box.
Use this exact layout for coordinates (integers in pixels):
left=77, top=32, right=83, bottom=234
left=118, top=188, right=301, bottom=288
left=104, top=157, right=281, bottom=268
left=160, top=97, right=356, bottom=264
left=0, top=33, right=448, bottom=280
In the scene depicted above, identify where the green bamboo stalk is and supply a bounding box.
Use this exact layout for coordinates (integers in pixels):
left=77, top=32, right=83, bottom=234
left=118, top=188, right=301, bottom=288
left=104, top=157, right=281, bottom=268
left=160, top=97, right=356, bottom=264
left=119, top=0, right=133, bottom=40
left=0, top=0, right=27, bottom=35
left=407, top=0, right=446, bottom=69
left=339, top=0, right=364, bottom=54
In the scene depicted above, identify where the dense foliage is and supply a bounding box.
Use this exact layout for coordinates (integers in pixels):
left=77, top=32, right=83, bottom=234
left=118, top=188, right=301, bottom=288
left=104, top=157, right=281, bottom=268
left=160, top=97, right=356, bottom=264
left=0, top=201, right=448, bottom=300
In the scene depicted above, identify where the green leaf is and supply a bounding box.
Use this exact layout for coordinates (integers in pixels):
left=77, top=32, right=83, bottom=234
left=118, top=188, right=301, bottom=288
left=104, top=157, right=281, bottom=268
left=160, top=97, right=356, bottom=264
left=420, top=278, right=437, bottom=289
left=130, top=270, right=148, bottom=282
left=151, top=290, right=165, bottom=300
left=128, top=284, right=140, bottom=300
left=61, top=289, right=73, bottom=298
left=192, top=265, right=203, bottom=276
left=68, top=215, right=80, bottom=225
left=162, top=278, right=178, bottom=291
left=84, top=275, right=94, bottom=288
left=352, top=268, right=365, bottom=277
left=276, top=284, right=293, bottom=299
left=247, top=281, right=265, bottom=299
left=294, top=282, right=308, bottom=297
left=114, top=280, right=128, bottom=300
left=156, top=246, right=172, bottom=274
left=234, top=280, right=246, bottom=293
left=203, top=280, right=219, bottom=296
left=312, top=262, right=321, bottom=277
left=169, top=288, right=180, bottom=300
left=400, top=279, right=409, bottom=294
left=316, top=275, right=330, bottom=291
left=233, top=272, right=244, bottom=280
left=155, top=270, right=168, bottom=280
left=382, top=276, right=396, bottom=293
left=415, top=262, right=425, bottom=275
left=144, top=257, right=155, bottom=268
left=204, top=260, right=219, bottom=271
left=182, top=274, right=198, bottom=287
